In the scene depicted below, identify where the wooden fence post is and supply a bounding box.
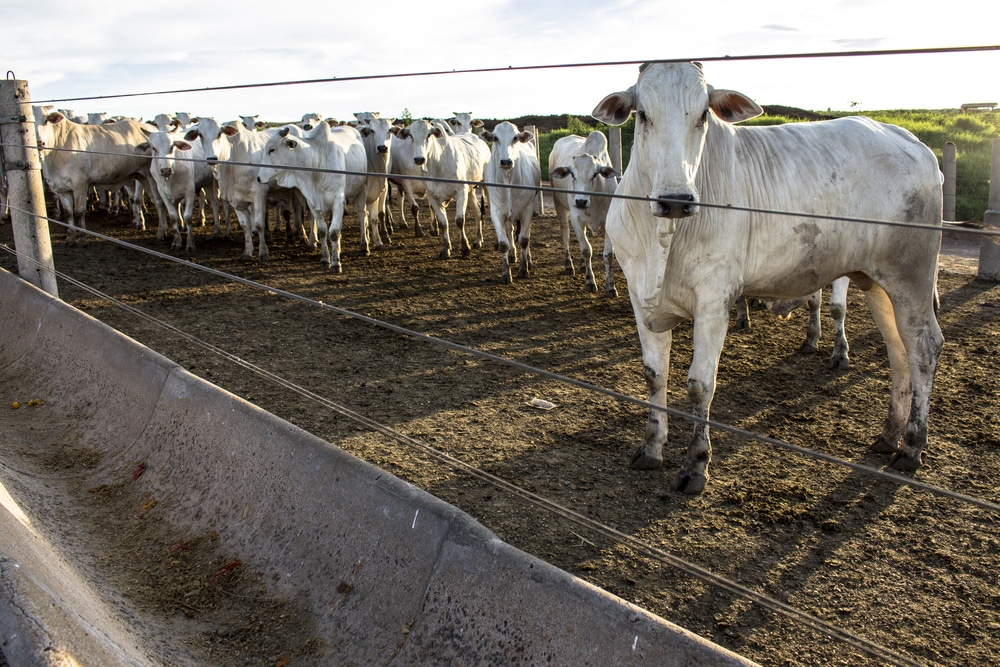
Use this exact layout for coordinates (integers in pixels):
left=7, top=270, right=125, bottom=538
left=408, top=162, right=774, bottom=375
left=0, top=78, right=58, bottom=297
left=978, top=138, right=1000, bottom=282
left=942, top=142, right=956, bottom=222
left=608, top=127, right=623, bottom=174
left=526, top=124, right=543, bottom=215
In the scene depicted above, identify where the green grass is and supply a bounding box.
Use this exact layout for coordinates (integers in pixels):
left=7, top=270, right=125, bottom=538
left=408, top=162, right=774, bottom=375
left=537, top=109, right=998, bottom=222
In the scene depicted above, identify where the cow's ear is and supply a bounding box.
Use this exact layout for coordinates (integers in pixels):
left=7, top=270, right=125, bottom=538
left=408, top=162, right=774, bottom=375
left=592, top=87, right=635, bottom=126
left=429, top=126, right=443, bottom=139
left=471, top=119, right=484, bottom=129
left=183, top=128, right=200, bottom=141
left=359, top=127, right=373, bottom=137
left=708, top=88, right=763, bottom=124
left=550, top=166, right=570, bottom=179
left=133, top=142, right=150, bottom=154
left=480, top=131, right=495, bottom=143
left=174, top=140, right=192, bottom=151
left=518, top=131, right=534, bottom=144
left=221, top=124, right=239, bottom=137
left=600, top=166, right=619, bottom=179
left=285, top=139, right=298, bottom=149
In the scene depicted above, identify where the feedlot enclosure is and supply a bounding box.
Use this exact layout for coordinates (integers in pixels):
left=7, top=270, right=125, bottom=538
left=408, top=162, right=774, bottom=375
left=1, top=202, right=999, bottom=666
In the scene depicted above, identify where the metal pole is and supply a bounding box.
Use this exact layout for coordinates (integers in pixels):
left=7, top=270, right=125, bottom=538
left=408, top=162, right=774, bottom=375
left=977, top=139, right=1000, bottom=282
left=0, top=77, right=58, bottom=296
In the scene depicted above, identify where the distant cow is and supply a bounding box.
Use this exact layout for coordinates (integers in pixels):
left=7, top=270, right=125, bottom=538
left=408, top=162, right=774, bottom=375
left=255, top=123, right=369, bottom=272
left=481, top=122, right=541, bottom=283
left=134, top=130, right=221, bottom=251
left=448, top=112, right=484, bottom=135
left=34, top=111, right=166, bottom=245
left=736, top=276, right=852, bottom=370
left=592, top=61, right=943, bottom=494
left=398, top=118, right=490, bottom=259
left=388, top=131, right=428, bottom=235
left=548, top=130, right=619, bottom=296
left=183, top=117, right=276, bottom=259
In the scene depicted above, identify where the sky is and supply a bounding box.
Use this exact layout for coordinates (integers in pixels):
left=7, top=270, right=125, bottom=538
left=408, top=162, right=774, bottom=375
left=3, top=0, right=998, bottom=125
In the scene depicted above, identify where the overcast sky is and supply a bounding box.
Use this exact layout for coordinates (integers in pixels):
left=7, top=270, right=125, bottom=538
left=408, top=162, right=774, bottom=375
left=4, top=0, right=998, bottom=125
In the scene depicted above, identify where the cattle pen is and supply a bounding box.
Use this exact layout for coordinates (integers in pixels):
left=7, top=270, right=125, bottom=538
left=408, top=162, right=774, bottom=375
left=2, top=47, right=1000, bottom=667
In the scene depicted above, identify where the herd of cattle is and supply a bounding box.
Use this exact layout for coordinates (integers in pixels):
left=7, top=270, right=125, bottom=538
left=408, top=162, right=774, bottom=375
left=19, top=61, right=947, bottom=494
left=27, top=105, right=621, bottom=292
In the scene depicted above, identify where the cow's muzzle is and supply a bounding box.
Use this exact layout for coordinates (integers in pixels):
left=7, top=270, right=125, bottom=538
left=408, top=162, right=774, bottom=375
left=574, top=197, right=589, bottom=210
left=654, top=194, right=696, bottom=218
left=413, top=157, right=425, bottom=166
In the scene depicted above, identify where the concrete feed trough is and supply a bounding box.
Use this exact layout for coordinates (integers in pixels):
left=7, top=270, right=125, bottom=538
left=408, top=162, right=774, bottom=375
left=0, top=267, right=756, bottom=666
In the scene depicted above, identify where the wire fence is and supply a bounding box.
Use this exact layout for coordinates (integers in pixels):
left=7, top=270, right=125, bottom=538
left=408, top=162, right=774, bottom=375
left=3, top=46, right=1000, bottom=667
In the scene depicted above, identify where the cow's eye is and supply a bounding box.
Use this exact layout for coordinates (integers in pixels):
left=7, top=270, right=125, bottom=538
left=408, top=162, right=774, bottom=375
left=697, top=109, right=709, bottom=127
left=267, top=148, right=274, bottom=155
left=637, top=109, right=648, bottom=125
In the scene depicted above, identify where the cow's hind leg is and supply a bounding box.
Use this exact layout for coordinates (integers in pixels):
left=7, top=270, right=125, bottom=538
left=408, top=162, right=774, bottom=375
left=884, top=284, right=942, bottom=470
left=864, top=284, right=914, bottom=457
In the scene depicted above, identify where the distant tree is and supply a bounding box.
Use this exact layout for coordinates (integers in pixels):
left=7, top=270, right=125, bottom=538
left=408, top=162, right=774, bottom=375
left=399, top=108, right=413, bottom=126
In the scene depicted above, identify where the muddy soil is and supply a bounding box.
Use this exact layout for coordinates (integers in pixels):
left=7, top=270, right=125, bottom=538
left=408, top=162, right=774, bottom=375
left=1, top=202, right=998, bottom=667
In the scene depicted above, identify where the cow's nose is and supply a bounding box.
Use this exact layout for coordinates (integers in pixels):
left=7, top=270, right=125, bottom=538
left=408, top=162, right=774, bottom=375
left=302, top=124, right=313, bottom=130
left=377, top=145, right=388, bottom=154
left=206, top=156, right=218, bottom=163
left=500, top=159, right=513, bottom=169
left=160, top=168, right=172, bottom=178
left=574, top=197, right=588, bottom=209
left=654, top=194, right=696, bottom=218
left=413, top=157, right=425, bottom=166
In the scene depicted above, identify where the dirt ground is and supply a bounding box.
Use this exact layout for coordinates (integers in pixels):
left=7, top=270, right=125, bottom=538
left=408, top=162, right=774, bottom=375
left=1, top=198, right=998, bottom=667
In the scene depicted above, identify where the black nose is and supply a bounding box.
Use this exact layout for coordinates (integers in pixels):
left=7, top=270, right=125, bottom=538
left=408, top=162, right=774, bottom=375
left=302, top=123, right=313, bottom=130
left=377, top=145, right=388, bottom=154
left=574, top=197, right=588, bottom=209
left=655, top=194, right=696, bottom=218
left=500, top=159, right=512, bottom=168
left=206, top=156, right=217, bottom=163
left=413, top=157, right=425, bottom=166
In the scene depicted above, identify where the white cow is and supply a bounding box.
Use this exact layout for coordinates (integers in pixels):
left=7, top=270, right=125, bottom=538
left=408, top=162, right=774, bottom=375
left=358, top=117, right=398, bottom=249
left=548, top=131, right=619, bottom=296
left=183, top=117, right=276, bottom=259
left=398, top=118, right=490, bottom=259
left=448, top=112, right=483, bottom=135
left=481, top=122, right=541, bottom=283
left=256, top=123, right=368, bottom=272
left=299, top=113, right=324, bottom=131
left=34, top=111, right=166, bottom=245
left=133, top=130, right=221, bottom=251
left=388, top=131, right=429, bottom=235
left=592, top=61, right=943, bottom=494
left=240, top=114, right=266, bottom=131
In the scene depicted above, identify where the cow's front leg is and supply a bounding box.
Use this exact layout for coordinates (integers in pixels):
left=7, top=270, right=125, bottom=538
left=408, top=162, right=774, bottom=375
left=428, top=196, right=450, bottom=259
left=455, top=190, right=472, bottom=258
left=828, top=276, right=851, bottom=369
left=629, top=322, right=673, bottom=471
left=673, top=311, right=729, bottom=494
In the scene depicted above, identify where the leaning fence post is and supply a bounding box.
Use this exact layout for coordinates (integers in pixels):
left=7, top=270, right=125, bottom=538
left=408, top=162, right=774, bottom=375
left=608, top=127, right=623, bottom=175
left=526, top=124, right=543, bottom=215
left=978, top=138, right=1000, bottom=282
left=942, top=142, right=957, bottom=222
left=0, top=77, right=58, bottom=297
